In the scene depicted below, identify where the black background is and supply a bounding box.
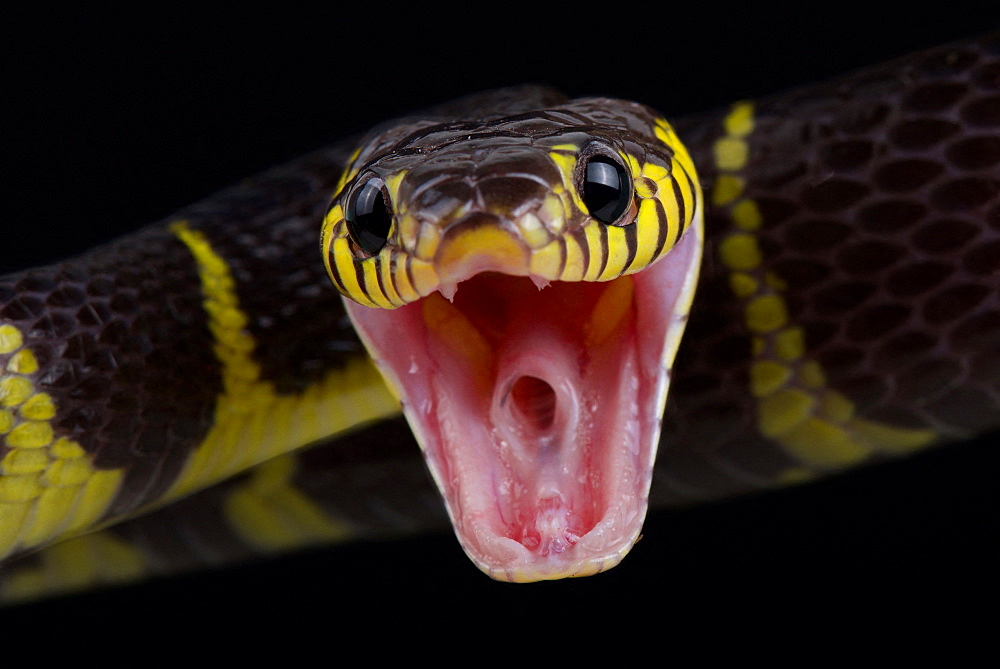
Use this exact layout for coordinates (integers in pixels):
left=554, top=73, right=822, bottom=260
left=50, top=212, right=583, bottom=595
left=2, top=4, right=998, bottom=652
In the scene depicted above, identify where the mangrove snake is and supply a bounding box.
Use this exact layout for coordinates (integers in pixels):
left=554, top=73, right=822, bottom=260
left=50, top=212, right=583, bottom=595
left=1, top=31, right=998, bottom=602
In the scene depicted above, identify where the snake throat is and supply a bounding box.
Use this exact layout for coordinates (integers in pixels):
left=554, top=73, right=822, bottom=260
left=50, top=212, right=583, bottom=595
left=344, top=215, right=702, bottom=581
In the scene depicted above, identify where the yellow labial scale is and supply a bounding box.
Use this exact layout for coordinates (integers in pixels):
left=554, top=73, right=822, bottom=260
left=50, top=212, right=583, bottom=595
left=0, top=502, right=30, bottom=555
left=0, top=473, right=42, bottom=502
left=361, top=261, right=395, bottom=309
left=530, top=241, right=562, bottom=280
left=820, top=390, right=855, bottom=422
left=0, top=325, right=23, bottom=354
left=724, top=101, right=755, bottom=137
left=598, top=225, right=630, bottom=280
left=5, top=421, right=54, bottom=448
left=745, top=294, right=789, bottom=333
left=773, top=327, right=806, bottom=361
left=728, top=272, right=759, bottom=299
left=408, top=258, right=439, bottom=297
left=582, top=224, right=607, bottom=281
left=50, top=437, right=86, bottom=459
left=0, top=376, right=34, bottom=408
left=779, top=418, right=870, bottom=468
left=398, top=212, right=419, bottom=253
left=392, top=259, right=419, bottom=303
left=796, top=360, right=826, bottom=388
left=847, top=417, right=937, bottom=453
left=714, top=137, right=749, bottom=171
left=6, top=348, right=38, bottom=374
left=331, top=237, right=378, bottom=308
left=517, top=212, right=550, bottom=248
left=719, top=232, right=763, bottom=271
left=758, top=388, right=816, bottom=438
left=378, top=254, right=403, bottom=307
left=19, top=392, right=56, bottom=420
left=21, top=484, right=82, bottom=546
left=63, top=469, right=122, bottom=534
left=712, top=175, right=745, bottom=206
left=1, top=448, right=50, bottom=475
left=750, top=360, right=793, bottom=397
left=415, top=219, right=442, bottom=261
left=630, top=198, right=662, bottom=271
left=561, top=234, right=587, bottom=282
left=0, top=409, right=12, bottom=434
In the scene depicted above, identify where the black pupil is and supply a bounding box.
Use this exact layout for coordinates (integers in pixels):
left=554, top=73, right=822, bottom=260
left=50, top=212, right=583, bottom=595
left=583, top=157, right=630, bottom=224
left=347, top=178, right=391, bottom=255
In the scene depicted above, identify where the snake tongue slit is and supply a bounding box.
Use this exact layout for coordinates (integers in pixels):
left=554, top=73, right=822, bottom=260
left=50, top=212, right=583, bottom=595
left=344, top=226, right=701, bottom=581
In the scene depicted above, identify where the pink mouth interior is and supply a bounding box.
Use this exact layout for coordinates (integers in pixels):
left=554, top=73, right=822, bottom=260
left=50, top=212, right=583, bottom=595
left=344, top=228, right=699, bottom=580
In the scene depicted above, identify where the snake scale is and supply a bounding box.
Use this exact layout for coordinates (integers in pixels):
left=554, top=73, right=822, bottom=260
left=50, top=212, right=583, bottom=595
left=1, top=14, right=1000, bottom=632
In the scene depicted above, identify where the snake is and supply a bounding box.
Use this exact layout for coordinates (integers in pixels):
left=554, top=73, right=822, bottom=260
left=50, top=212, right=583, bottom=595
left=0, top=30, right=997, bottom=601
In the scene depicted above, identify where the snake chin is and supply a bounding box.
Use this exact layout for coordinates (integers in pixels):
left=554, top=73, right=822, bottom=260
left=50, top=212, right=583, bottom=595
left=344, top=225, right=702, bottom=582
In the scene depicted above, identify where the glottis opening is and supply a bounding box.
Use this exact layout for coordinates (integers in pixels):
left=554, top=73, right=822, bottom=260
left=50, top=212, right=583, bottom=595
left=507, top=376, right=556, bottom=433
left=342, top=221, right=702, bottom=581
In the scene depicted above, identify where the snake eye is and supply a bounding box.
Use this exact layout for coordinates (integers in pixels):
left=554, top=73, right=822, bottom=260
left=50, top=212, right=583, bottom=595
left=582, top=156, right=632, bottom=224
left=346, top=177, right=392, bottom=256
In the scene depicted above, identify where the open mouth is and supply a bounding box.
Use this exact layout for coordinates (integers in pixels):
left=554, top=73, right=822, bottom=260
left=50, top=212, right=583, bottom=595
left=344, top=223, right=702, bottom=581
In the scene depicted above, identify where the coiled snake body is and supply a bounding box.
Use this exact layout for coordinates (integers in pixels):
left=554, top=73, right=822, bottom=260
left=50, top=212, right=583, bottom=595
left=1, top=31, right=997, bottom=600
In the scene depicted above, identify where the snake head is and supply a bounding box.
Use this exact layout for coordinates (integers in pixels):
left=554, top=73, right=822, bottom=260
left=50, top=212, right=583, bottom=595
left=321, top=93, right=703, bottom=581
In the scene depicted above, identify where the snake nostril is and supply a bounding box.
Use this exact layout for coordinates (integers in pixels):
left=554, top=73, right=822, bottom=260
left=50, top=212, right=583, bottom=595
left=509, top=375, right=557, bottom=432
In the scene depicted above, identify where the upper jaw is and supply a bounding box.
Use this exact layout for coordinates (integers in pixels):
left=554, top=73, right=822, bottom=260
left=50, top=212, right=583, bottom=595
left=343, top=216, right=703, bottom=582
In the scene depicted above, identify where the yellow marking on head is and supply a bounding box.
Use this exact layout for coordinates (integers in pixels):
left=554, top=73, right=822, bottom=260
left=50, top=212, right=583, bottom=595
left=436, top=225, right=528, bottom=278
left=598, top=224, right=630, bottom=280
left=632, top=199, right=664, bottom=270
left=168, top=220, right=400, bottom=502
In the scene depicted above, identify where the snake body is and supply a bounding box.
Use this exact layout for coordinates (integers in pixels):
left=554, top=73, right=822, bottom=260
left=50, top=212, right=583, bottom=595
left=0, top=32, right=998, bottom=598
